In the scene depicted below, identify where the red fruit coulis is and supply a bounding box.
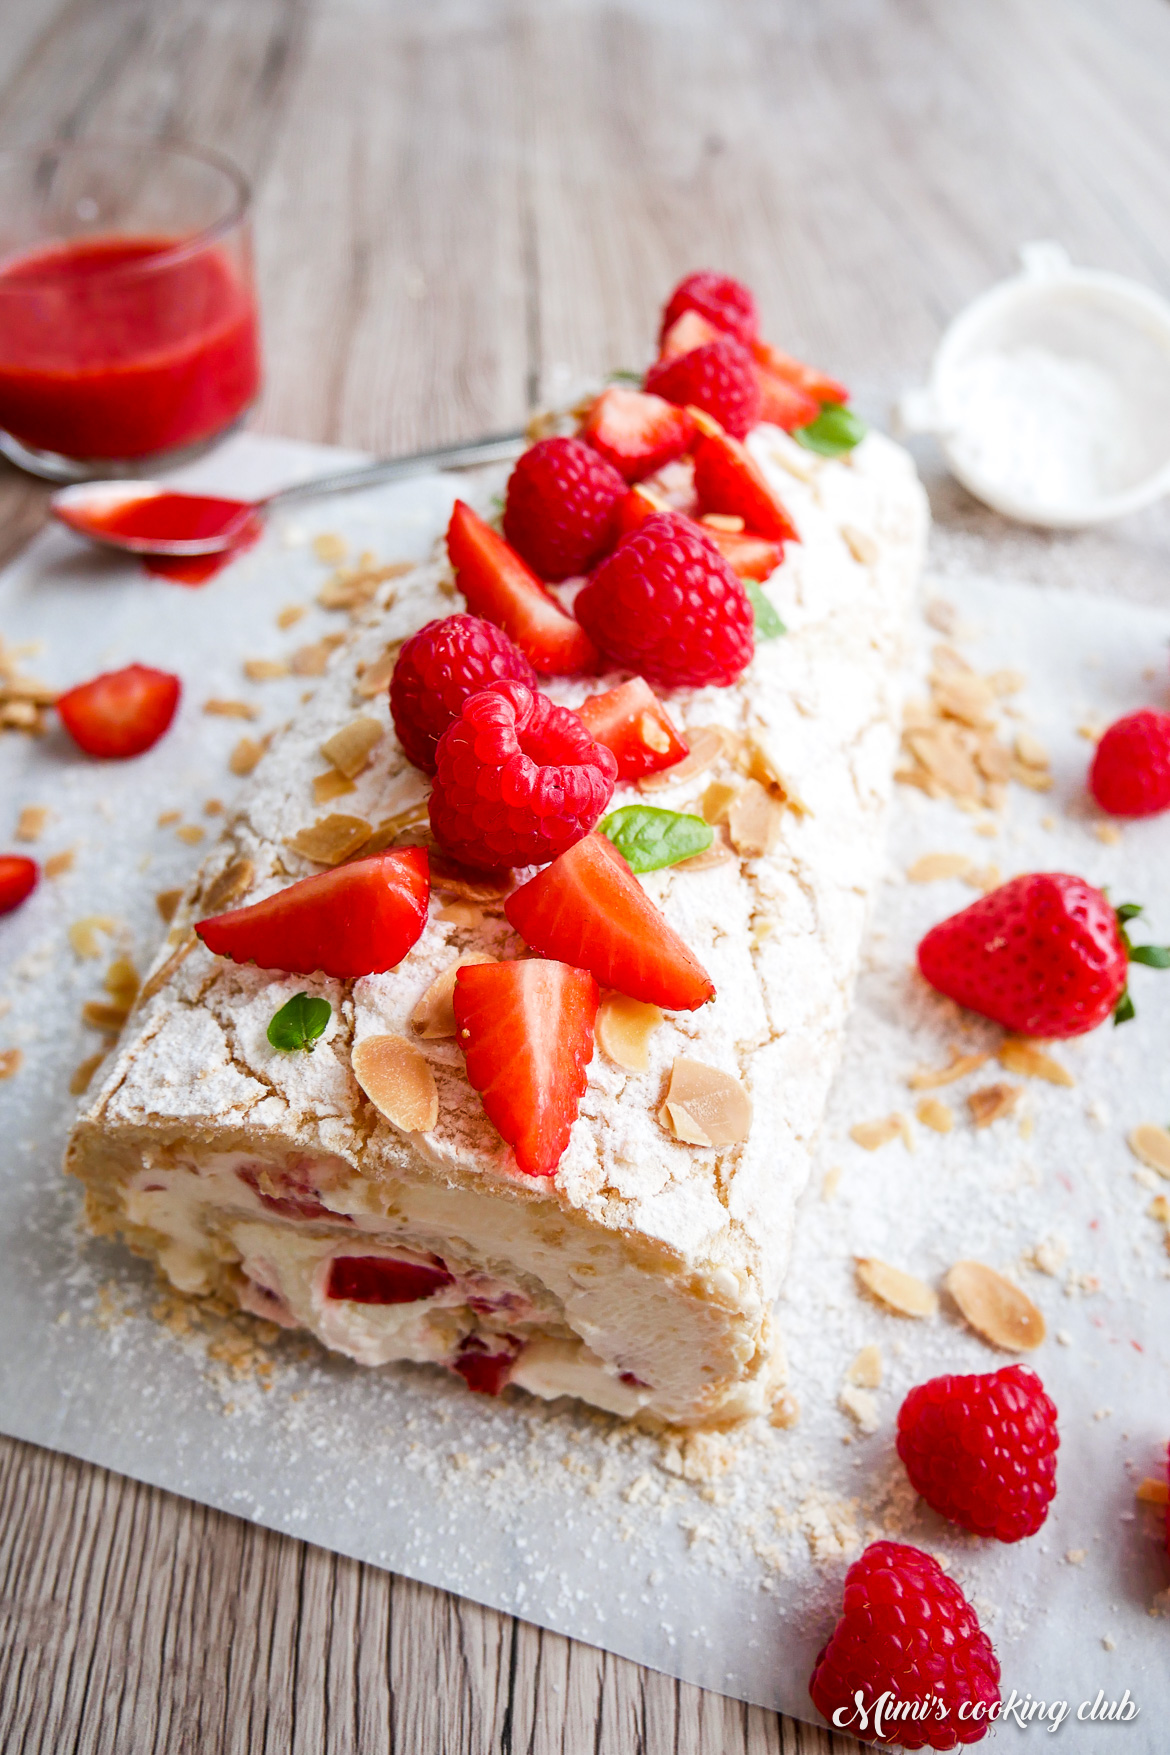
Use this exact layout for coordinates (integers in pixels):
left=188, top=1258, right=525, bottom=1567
left=57, top=489, right=263, bottom=585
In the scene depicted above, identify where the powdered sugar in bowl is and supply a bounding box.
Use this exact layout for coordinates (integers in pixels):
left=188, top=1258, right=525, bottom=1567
left=898, top=242, right=1170, bottom=527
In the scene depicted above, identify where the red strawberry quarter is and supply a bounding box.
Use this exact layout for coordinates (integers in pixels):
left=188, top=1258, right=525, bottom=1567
left=692, top=425, right=799, bottom=542
left=576, top=676, right=688, bottom=781
left=196, top=848, right=429, bottom=980
left=701, top=527, right=782, bottom=580
left=505, top=832, right=715, bottom=1011
left=754, top=365, right=821, bottom=432
left=751, top=338, right=848, bottom=407
left=660, top=271, right=759, bottom=349
left=502, top=436, right=626, bottom=581
left=644, top=337, right=761, bottom=440
left=0, top=854, right=38, bottom=915
left=453, top=958, right=599, bottom=1176
left=446, top=500, right=598, bottom=675
left=581, top=387, right=696, bottom=483
left=57, top=663, right=180, bottom=759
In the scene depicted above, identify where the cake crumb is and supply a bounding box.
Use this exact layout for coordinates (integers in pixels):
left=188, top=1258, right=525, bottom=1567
left=839, top=1384, right=880, bottom=1434
left=847, top=1345, right=883, bottom=1388
left=1065, top=1548, right=1087, bottom=1565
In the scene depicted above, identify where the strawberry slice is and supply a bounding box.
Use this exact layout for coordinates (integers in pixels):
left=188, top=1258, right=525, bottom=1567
left=0, top=855, right=38, bottom=915
left=615, top=484, right=669, bottom=537
left=701, top=527, right=783, bottom=580
left=659, top=309, right=723, bottom=359
left=581, top=387, right=695, bottom=482
left=325, top=1255, right=453, bottom=1303
left=453, top=958, right=599, bottom=1176
left=196, top=848, right=429, bottom=979
left=446, top=500, right=597, bottom=676
left=577, top=677, right=689, bottom=781
left=505, top=833, right=715, bottom=1011
left=692, top=425, right=799, bottom=543
left=751, top=339, right=848, bottom=407
left=56, top=663, right=180, bottom=759
left=754, top=366, right=821, bottom=432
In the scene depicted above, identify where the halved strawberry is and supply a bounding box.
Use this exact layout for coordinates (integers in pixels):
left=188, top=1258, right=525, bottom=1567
left=0, top=855, right=38, bottom=915
left=504, top=833, right=715, bottom=1011
left=577, top=676, right=689, bottom=780
left=701, top=527, right=782, bottom=580
left=615, top=484, right=669, bottom=537
left=453, top=958, right=599, bottom=1176
left=446, top=501, right=597, bottom=676
left=754, top=366, right=821, bottom=432
left=692, top=424, right=799, bottom=543
left=196, top=848, right=429, bottom=979
left=325, top=1255, right=453, bottom=1303
left=56, top=663, right=180, bottom=759
left=581, top=387, right=695, bottom=483
left=751, top=339, right=848, bottom=407
left=659, top=309, right=723, bottom=359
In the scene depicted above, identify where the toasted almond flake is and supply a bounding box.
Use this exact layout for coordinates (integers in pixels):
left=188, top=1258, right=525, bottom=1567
left=0, top=701, right=39, bottom=729
left=916, top=1097, right=954, bottom=1133
left=200, top=858, right=255, bottom=915
left=81, top=1000, right=131, bottom=1032
left=156, top=888, right=183, bottom=923
left=850, top=1115, right=906, bottom=1152
left=429, top=858, right=513, bottom=904
left=841, top=523, right=878, bottom=565
left=104, top=958, right=140, bottom=1006
left=674, top=828, right=735, bottom=871
left=318, top=563, right=405, bottom=611
left=352, top=1033, right=438, bottom=1132
left=907, top=852, right=972, bottom=884
left=855, top=1258, right=937, bottom=1319
left=437, top=901, right=484, bottom=928
left=287, top=814, right=373, bottom=866
left=204, top=799, right=223, bottom=817
left=904, top=725, right=982, bottom=800
left=15, top=805, right=49, bottom=842
left=933, top=673, right=996, bottom=730
left=988, top=668, right=1026, bottom=697
left=0, top=1048, right=22, bottom=1080
left=44, top=849, right=74, bottom=878
left=68, top=915, right=117, bottom=959
left=924, top=598, right=958, bottom=634
left=411, top=952, right=496, bottom=1038
left=700, top=512, right=745, bottom=532
left=662, top=1057, right=752, bottom=1146
left=637, top=724, right=726, bottom=792
left=312, top=532, right=348, bottom=564
left=1129, top=1124, right=1170, bottom=1179
left=946, top=1260, right=1045, bottom=1350
left=203, top=698, right=258, bottom=720
left=974, top=735, right=1012, bottom=782
left=907, top=1048, right=990, bottom=1091
left=741, top=733, right=807, bottom=813
left=847, top=1344, right=883, bottom=1388
left=355, top=643, right=402, bottom=698
left=1094, top=821, right=1122, bottom=845
left=700, top=780, right=738, bottom=826
left=1014, top=730, right=1049, bottom=769
left=661, top=1100, right=713, bottom=1147
left=312, top=769, right=357, bottom=804
left=69, top=1050, right=107, bottom=1096
left=138, top=935, right=196, bottom=1005
left=291, top=635, right=345, bottom=677
left=1148, top=1193, right=1170, bottom=1225
left=932, top=643, right=973, bottom=676
left=1137, top=1477, right=1170, bottom=1506
left=1010, top=760, right=1054, bottom=792
left=321, top=715, right=383, bottom=779
left=964, top=863, right=1001, bottom=893
left=968, top=1082, right=1023, bottom=1127
left=229, top=735, right=265, bottom=776
left=728, top=779, right=786, bottom=857
left=243, top=658, right=289, bottom=682
left=176, top=824, right=205, bottom=846
left=157, top=810, right=182, bottom=827
left=838, top=1384, right=880, bottom=1433
left=998, top=1039, right=1074, bottom=1087
left=277, top=604, right=306, bottom=630
left=596, top=993, right=664, bottom=1072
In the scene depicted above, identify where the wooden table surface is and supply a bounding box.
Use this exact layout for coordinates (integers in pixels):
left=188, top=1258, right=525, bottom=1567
left=3, top=1, right=1170, bottom=1747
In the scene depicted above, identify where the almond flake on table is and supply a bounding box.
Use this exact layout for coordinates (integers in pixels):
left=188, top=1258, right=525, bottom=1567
left=318, top=559, right=410, bottom=612
left=175, top=824, right=204, bottom=846
left=963, top=863, right=1001, bottom=893
left=291, top=634, right=346, bottom=677
left=69, top=1050, right=107, bottom=1096
left=352, top=1033, right=438, bottom=1133
left=229, top=735, right=266, bottom=775
left=855, top=1257, right=938, bottom=1319
left=204, top=799, right=224, bottom=817
left=997, top=1038, right=1074, bottom=1086
left=311, top=532, right=348, bottom=564
left=155, top=888, right=184, bottom=923
left=204, top=698, right=258, bottom=720
left=104, top=959, right=139, bottom=1007
left=838, top=1384, right=880, bottom=1433
left=595, top=993, right=663, bottom=1072
left=907, top=852, right=972, bottom=883
left=967, top=1082, right=1023, bottom=1127
left=276, top=604, right=306, bottom=630
left=1128, top=1124, right=1170, bottom=1179
left=157, top=809, right=181, bottom=827
left=82, top=1000, right=131, bottom=1033
left=907, top=1048, right=991, bottom=1090
left=847, top=1344, right=883, bottom=1388
left=1014, top=730, right=1049, bottom=769
left=68, top=916, right=117, bottom=959
left=321, top=715, right=383, bottom=779
left=916, top=1097, right=954, bottom=1133
left=44, top=849, right=74, bottom=878
left=15, top=805, right=49, bottom=842
left=946, top=1259, right=1045, bottom=1351
left=0, top=1049, right=22, bottom=1080
left=286, top=814, right=373, bottom=865
left=243, top=658, right=289, bottom=682
left=850, top=1114, right=912, bottom=1151
left=1094, top=822, right=1122, bottom=845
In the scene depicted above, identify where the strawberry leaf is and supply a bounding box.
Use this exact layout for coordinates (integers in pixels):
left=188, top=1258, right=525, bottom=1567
left=1114, top=989, right=1136, bottom=1026
left=1129, top=944, right=1170, bottom=968
left=745, top=579, right=786, bottom=640
left=599, top=805, right=713, bottom=873
left=267, top=992, right=332, bottom=1053
left=793, top=403, right=866, bottom=457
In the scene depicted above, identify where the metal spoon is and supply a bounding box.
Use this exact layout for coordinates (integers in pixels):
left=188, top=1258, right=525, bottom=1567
left=49, top=429, right=529, bottom=558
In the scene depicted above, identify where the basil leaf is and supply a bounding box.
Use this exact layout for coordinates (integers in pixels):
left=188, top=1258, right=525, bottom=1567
left=746, top=579, right=785, bottom=640
left=267, top=992, right=332, bottom=1053
left=599, top=805, right=713, bottom=873
left=794, top=403, right=867, bottom=458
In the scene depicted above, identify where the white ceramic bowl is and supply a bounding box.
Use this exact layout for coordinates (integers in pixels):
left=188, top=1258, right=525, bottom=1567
left=898, top=242, right=1170, bottom=527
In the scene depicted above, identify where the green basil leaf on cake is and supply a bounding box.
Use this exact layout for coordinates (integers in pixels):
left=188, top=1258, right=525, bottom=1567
left=794, top=403, right=867, bottom=457
left=268, top=992, right=332, bottom=1053
left=745, top=579, right=785, bottom=640
left=599, top=805, right=713, bottom=873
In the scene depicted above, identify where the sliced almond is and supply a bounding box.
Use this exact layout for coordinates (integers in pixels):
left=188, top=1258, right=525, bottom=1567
left=701, top=780, right=739, bottom=826
left=838, top=1383, right=880, bottom=1433
left=81, top=1000, right=131, bottom=1032
left=728, top=779, right=785, bottom=857
left=276, top=604, right=306, bottom=629
left=176, top=824, right=205, bottom=846
left=204, top=799, right=223, bottom=817
left=44, top=849, right=75, bottom=878
left=661, top=1057, right=752, bottom=1147
left=988, top=668, right=1026, bottom=697
left=963, top=863, right=1001, bottom=893
left=156, top=888, right=183, bottom=924
left=904, top=724, right=982, bottom=801
left=637, top=711, right=672, bottom=755
left=104, top=958, right=140, bottom=1007
left=855, top=1258, right=937, bottom=1319
left=596, top=993, right=664, bottom=1072
left=932, top=672, right=996, bottom=729
left=661, top=1100, right=713, bottom=1147
left=313, top=769, right=356, bottom=805
left=1129, top=1124, right=1170, bottom=1180
left=1094, top=822, right=1122, bottom=845
left=924, top=598, right=958, bottom=635
left=1136, top=1477, right=1170, bottom=1507
left=287, top=815, right=373, bottom=866
left=968, top=1082, right=1023, bottom=1128
left=157, top=810, right=181, bottom=827
left=974, top=735, right=1012, bottom=783
left=907, top=852, right=972, bottom=884
left=674, top=827, right=735, bottom=871
left=352, top=1033, right=438, bottom=1132
left=291, top=635, right=345, bottom=677
left=946, top=1260, right=1045, bottom=1351
left=350, top=798, right=430, bottom=858
left=847, top=1344, right=883, bottom=1388
left=907, top=1048, right=990, bottom=1090
left=411, top=952, right=495, bottom=1039
left=69, top=1050, right=107, bottom=1096
left=841, top=523, right=878, bottom=566
left=701, top=512, right=745, bottom=532
left=243, top=658, right=289, bottom=682
left=741, top=733, right=807, bottom=813
left=203, top=698, right=258, bottom=720
left=997, top=1039, right=1074, bottom=1087
left=1014, top=730, right=1049, bottom=769
left=637, top=725, right=726, bottom=792
left=916, top=1097, right=954, bottom=1133
left=355, top=643, right=403, bottom=699
left=429, top=856, right=513, bottom=903
left=312, top=532, right=347, bottom=563
left=1010, top=760, right=1054, bottom=793
left=321, top=715, right=383, bottom=779
left=850, top=1115, right=907, bottom=1152
left=15, top=805, right=49, bottom=842
left=932, top=643, right=973, bottom=676
left=201, top=858, right=255, bottom=914
left=68, top=915, right=118, bottom=960
left=437, top=900, right=484, bottom=928
left=229, top=735, right=266, bottom=776
left=0, top=1048, right=22, bottom=1080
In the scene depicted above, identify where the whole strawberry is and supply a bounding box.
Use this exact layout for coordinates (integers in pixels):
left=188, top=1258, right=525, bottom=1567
left=660, top=271, right=759, bottom=348
left=917, top=872, right=1169, bottom=1035
left=644, top=337, right=762, bottom=440
left=429, top=680, right=617, bottom=869
left=809, top=1542, right=1000, bottom=1748
left=1089, top=708, right=1170, bottom=817
left=897, top=1366, right=1059, bottom=1542
left=390, top=614, right=536, bottom=772
left=574, top=510, right=754, bottom=690
left=503, top=435, right=626, bottom=581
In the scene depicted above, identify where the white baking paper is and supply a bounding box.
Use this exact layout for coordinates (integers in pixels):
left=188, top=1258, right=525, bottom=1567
left=1, top=433, right=1167, bottom=1746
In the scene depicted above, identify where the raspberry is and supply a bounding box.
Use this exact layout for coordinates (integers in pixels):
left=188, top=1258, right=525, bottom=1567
left=644, top=338, right=761, bottom=439
left=389, top=614, right=536, bottom=772
left=809, top=1542, right=1001, bottom=1749
left=1089, top=708, right=1170, bottom=817
left=574, top=511, right=754, bottom=690
left=428, top=679, right=617, bottom=869
left=660, top=271, right=759, bottom=348
left=896, top=1365, right=1059, bottom=1542
left=502, top=436, right=627, bottom=581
